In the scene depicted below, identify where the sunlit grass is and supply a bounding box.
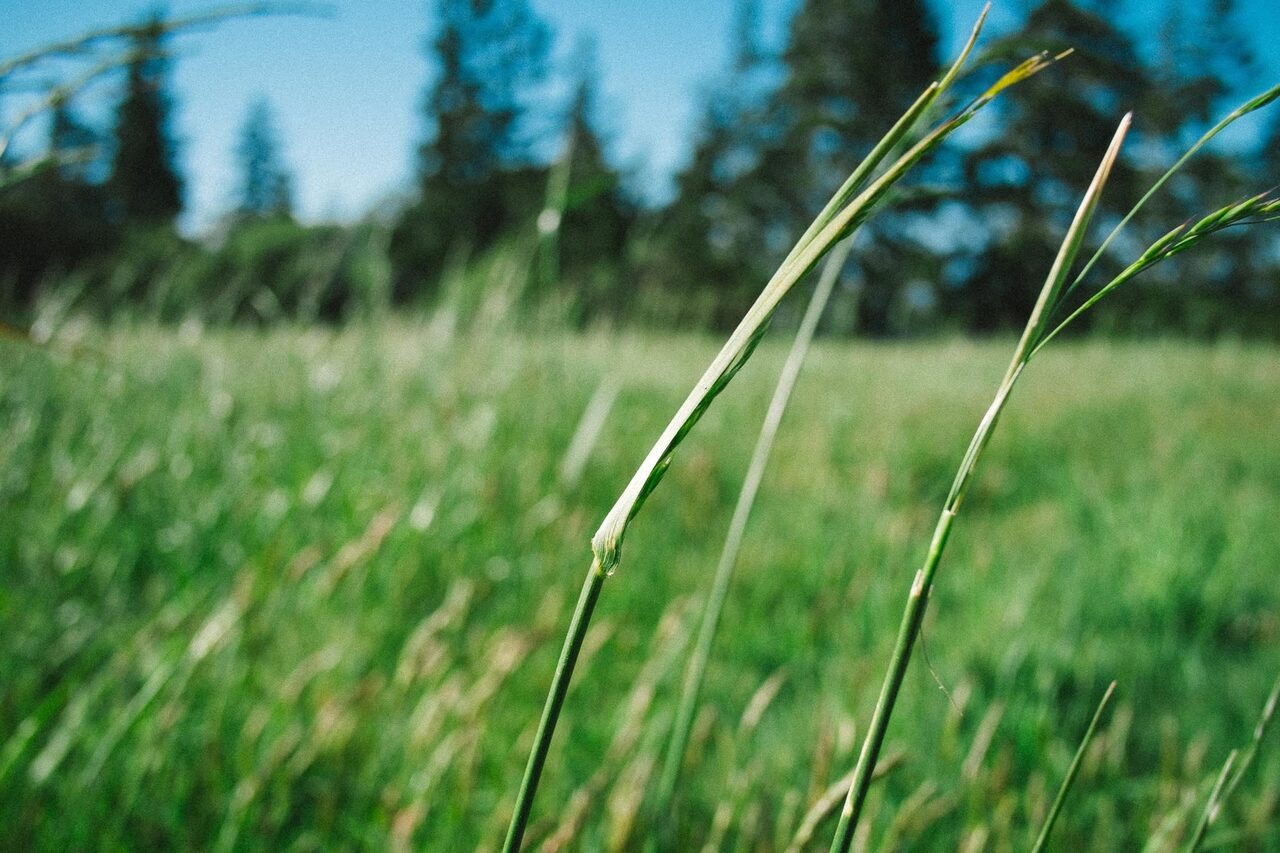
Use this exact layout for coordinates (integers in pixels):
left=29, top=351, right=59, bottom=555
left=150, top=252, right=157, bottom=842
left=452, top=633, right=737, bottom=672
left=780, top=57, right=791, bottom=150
left=2, top=323, right=1278, bottom=849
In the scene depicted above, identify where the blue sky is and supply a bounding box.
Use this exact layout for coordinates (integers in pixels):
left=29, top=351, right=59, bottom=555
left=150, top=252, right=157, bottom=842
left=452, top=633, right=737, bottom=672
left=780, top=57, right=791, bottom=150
left=3, top=1, right=1278, bottom=232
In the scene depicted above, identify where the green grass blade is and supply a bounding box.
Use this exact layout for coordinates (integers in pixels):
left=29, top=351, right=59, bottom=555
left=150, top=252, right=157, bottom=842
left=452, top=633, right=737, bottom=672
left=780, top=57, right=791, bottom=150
left=501, top=561, right=606, bottom=853
left=1182, top=675, right=1280, bottom=853
left=826, top=114, right=1131, bottom=853
left=785, top=2, right=987, bottom=259
left=1032, top=192, right=1280, bottom=358
left=1184, top=751, right=1239, bottom=853
left=592, top=46, right=1062, bottom=575
left=1052, top=80, right=1280, bottom=314
left=1030, top=681, right=1117, bottom=853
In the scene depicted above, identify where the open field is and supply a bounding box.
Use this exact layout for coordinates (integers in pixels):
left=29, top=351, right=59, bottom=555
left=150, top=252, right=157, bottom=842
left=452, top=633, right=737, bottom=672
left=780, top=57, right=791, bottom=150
left=2, top=323, right=1278, bottom=850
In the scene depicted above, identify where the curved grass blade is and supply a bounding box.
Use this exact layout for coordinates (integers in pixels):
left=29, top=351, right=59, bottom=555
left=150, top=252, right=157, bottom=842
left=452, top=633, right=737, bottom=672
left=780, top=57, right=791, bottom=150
left=1048, top=80, right=1280, bottom=322
left=1031, top=192, right=1280, bottom=357
left=1185, top=751, right=1239, bottom=853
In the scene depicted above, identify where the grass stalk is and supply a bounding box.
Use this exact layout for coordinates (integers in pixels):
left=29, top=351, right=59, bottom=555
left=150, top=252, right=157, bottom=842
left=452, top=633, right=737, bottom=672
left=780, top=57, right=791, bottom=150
left=826, top=114, right=1133, bottom=853
left=828, top=77, right=1280, bottom=853
left=1184, top=751, right=1238, bottom=853
left=1183, top=675, right=1280, bottom=853
left=0, top=1, right=327, bottom=80
left=1030, top=680, right=1117, bottom=853
left=536, top=130, right=574, bottom=298
left=501, top=559, right=605, bottom=852
left=653, top=235, right=855, bottom=830
left=501, top=8, right=1068, bottom=846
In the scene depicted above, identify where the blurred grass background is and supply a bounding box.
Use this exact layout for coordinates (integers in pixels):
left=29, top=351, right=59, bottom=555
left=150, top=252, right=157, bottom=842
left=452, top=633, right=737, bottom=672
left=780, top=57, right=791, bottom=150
left=2, top=323, right=1277, bottom=850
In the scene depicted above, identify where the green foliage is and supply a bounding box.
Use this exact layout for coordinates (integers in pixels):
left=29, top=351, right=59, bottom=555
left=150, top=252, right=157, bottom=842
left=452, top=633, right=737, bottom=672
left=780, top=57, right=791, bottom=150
left=4, top=1, right=1280, bottom=335
left=48, top=218, right=394, bottom=324
left=0, top=101, right=117, bottom=312
left=641, top=0, right=775, bottom=330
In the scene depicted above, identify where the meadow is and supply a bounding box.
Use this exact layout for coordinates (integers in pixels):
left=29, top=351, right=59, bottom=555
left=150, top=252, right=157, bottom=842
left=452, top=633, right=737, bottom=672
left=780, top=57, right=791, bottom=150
left=2, top=321, right=1277, bottom=850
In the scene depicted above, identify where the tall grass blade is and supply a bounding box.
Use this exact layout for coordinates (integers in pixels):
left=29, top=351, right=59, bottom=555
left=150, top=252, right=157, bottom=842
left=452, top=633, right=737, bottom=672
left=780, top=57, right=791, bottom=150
left=1184, top=751, right=1238, bottom=853
left=1030, top=680, right=1117, bottom=853
left=828, top=78, right=1280, bottom=852
left=826, top=114, right=1132, bottom=853
left=0, top=1, right=328, bottom=80
left=502, top=10, right=1059, bottom=847
left=1054, top=80, right=1280, bottom=312
left=1032, top=191, right=1280, bottom=357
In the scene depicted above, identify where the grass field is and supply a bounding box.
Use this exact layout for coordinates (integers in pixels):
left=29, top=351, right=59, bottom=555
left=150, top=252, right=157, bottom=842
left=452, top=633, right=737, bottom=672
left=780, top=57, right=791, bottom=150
left=2, top=322, right=1278, bottom=851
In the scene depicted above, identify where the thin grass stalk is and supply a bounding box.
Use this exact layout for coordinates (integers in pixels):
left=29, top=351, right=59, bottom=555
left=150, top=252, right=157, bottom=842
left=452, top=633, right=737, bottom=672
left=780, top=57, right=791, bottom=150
left=826, top=115, right=1134, bottom=853
left=784, top=750, right=906, bottom=853
left=1032, top=189, right=1280, bottom=358
left=1184, top=751, right=1239, bottom=853
left=1030, top=681, right=1117, bottom=853
left=827, top=80, right=1280, bottom=851
left=1055, top=80, right=1280, bottom=310
left=502, top=13, right=1058, bottom=846
left=589, top=7, right=1039, bottom=577
left=502, top=560, right=605, bottom=852
left=1217, top=676, right=1280, bottom=809
left=653, top=236, right=855, bottom=829
left=1181, top=675, right=1280, bottom=853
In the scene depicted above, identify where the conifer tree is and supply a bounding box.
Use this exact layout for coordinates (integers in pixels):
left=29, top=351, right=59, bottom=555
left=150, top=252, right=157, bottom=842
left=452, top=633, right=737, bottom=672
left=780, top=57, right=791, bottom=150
left=108, top=15, right=183, bottom=225
left=953, top=0, right=1148, bottom=332
left=647, top=0, right=773, bottom=328
left=762, top=0, right=941, bottom=334
left=390, top=0, right=550, bottom=298
left=235, top=97, right=293, bottom=219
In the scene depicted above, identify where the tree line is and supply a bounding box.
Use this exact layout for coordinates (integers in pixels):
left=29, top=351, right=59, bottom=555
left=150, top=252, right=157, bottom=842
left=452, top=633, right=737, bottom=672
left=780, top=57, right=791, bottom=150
left=2, top=0, right=1277, bottom=336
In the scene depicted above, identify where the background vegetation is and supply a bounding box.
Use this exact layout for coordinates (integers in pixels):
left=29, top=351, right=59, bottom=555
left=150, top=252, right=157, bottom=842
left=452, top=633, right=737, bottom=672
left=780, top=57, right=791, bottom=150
left=3, top=325, right=1278, bottom=849
left=2, top=0, right=1278, bottom=336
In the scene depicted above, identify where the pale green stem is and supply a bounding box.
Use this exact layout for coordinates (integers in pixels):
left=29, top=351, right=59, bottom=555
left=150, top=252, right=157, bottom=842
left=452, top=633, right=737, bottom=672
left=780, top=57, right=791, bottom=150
left=1056, top=81, right=1280, bottom=313
left=1181, top=675, right=1280, bottom=853
left=653, top=236, right=856, bottom=833
left=503, top=13, right=1051, bottom=845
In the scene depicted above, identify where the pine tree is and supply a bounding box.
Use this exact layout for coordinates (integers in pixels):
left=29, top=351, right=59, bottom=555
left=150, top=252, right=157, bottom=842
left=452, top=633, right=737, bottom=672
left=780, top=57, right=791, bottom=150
left=0, top=92, right=115, bottom=308
left=48, top=92, right=103, bottom=184
left=390, top=0, right=551, bottom=298
left=234, top=97, right=293, bottom=219
left=108, top=15, right=183, bottom=225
